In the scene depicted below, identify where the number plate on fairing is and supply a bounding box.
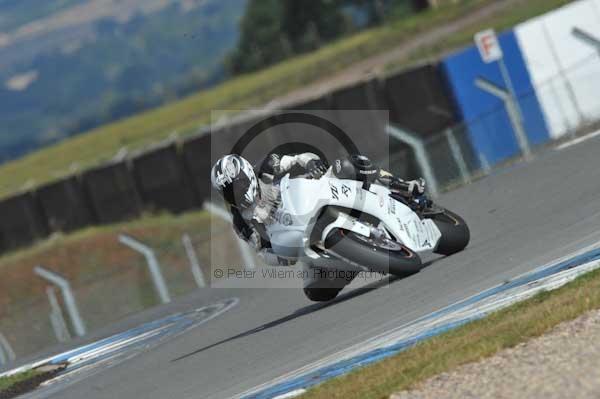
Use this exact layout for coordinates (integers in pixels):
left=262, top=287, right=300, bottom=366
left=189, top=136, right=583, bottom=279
left=413, top=218, right=440, bottom=250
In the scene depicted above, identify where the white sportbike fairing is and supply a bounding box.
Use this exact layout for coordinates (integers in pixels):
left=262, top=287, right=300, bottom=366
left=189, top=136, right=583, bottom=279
left=263, top=169, right=470, bottom=301
left=270, top=174, right=439, bottom=250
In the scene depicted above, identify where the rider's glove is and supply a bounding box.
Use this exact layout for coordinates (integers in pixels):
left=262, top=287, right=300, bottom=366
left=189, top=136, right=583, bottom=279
left=306, top=159, right=328, bottom=179
left=407, top=178, right=426, bottom=196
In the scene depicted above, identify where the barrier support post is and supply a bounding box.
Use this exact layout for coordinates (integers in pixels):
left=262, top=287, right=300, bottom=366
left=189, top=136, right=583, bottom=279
left=34, top=266, right=87, bottom=337
left=182, top=234, right=206, bottom=288
left=118, top=235, right=171, bottom=304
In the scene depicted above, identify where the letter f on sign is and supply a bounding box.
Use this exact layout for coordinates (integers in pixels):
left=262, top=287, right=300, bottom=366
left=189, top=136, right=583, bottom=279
left=475, top=29, right=503, bottom=64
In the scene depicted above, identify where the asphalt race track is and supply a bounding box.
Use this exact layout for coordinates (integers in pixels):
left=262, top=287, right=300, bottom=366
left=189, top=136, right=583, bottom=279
left=20, top=133, right=600, bottom=399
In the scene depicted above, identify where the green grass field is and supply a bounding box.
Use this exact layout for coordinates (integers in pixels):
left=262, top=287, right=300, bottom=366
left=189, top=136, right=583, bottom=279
left=0, top=0, right=575, bottom=198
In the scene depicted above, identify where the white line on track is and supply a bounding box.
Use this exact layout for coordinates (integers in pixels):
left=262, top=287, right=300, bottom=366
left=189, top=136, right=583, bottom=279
left=556, top=130, right=600, bottom=151
left=273, top=389, right=307, bottom=399
left=0, top=298, right=239, bottom=383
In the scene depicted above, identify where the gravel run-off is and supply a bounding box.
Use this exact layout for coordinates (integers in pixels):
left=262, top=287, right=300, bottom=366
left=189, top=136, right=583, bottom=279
left=391, top=308, right=600, bottom=399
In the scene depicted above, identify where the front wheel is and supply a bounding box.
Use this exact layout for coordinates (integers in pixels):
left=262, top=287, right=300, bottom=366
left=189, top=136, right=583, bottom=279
left=324, top=230, right=422, bottom=277
left=303, top=287, right=341, bottom=302
left=302, top=267, right=357, bottom=302
left=428, top=209, right=470, bottom=256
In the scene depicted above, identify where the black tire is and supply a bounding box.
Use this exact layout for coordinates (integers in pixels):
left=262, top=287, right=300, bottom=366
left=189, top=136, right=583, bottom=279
left=303, top=287, right=341, bottom=302
left=302, top=268, right=357, bottom=302
left=324, top=229, right=422, bottom=277
left=429, top=209, right=470, bottom=256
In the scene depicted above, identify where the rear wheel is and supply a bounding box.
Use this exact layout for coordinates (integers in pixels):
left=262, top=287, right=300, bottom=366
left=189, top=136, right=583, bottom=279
left=428, top=209, right=470, bottom=256
left=324, top=229, right=422, bottom=277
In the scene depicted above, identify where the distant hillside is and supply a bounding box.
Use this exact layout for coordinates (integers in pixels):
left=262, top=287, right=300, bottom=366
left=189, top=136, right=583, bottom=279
left=0, top=0, right=246, bottom=162
left=0, top=0, right=82, bottom=33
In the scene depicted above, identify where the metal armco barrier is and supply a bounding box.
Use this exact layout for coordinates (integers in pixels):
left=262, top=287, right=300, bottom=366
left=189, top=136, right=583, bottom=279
left=182, top=134, right=213, bottom=205
left=384, top=64, right=458, bottom=136
left=132, top=142, right=197, bottom=214
left=331, top=79, right=389, bottom=162
left=37, top=176, right=95, bottom=233
left=0, top=192, right=48, bottom=253
left=82, top=161, right=142, bottom=224
left=331, top=78, right=385, bottom=110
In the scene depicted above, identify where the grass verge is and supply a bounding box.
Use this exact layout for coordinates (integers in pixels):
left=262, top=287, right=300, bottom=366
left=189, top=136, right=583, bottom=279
left=301, top=266, right=600, bottom=399
left=0, top=365, right=67, bottom=399
left=0, top=370, right=43, bottom=399
left=0, top=370, right=41, bottom=392
left=0, top=0, right=560, bottom=197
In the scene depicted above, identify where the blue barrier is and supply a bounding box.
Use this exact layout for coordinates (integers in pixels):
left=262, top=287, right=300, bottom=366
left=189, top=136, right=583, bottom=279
left=442, top=30, right=550, bottom=166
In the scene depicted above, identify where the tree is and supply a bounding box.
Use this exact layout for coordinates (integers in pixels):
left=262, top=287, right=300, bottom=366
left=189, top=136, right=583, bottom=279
left=281, top=0, right=346, bottom=53
left=227, top=0, right=349, bottom=74
left=348, top=0, right=418, bottom=26
left=226, top=0, right=286, bottom=74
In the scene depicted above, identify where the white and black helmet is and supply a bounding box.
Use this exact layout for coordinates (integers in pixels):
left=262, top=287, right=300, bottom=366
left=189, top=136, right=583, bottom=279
left=211, top=155, right=258, bottom=209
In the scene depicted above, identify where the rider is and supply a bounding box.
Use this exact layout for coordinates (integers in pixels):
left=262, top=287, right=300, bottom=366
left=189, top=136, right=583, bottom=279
left=210, top=153, right=426, bottom=264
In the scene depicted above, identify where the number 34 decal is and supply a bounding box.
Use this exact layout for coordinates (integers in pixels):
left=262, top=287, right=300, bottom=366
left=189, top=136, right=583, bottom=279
left=330, top=184, right=352, bottom=200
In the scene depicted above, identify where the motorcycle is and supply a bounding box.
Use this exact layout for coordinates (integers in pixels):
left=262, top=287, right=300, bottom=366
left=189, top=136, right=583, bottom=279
left=264, top=155, right=470, bottom=302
